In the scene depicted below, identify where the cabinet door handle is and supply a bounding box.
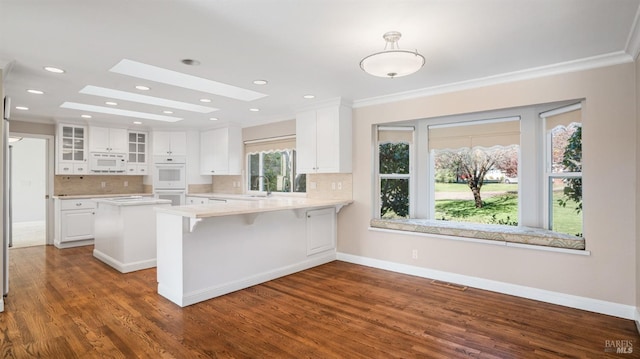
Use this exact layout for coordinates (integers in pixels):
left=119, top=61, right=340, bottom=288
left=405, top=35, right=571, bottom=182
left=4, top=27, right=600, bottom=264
left=76, top=203, right=82, bottom=206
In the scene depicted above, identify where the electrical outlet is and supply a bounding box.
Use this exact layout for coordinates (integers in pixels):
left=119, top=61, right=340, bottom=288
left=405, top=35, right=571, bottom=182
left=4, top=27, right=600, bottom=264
left=337, top=182, right=342, bottom=190
left=101, top=181, right=106, bottom=188
left=412, top=249, right=418, bottom=259
left=124, top=181, right=128, bottom=187
left=310, top=181, right=317, bottom=190
left=331, top=182, right=336, bottom=190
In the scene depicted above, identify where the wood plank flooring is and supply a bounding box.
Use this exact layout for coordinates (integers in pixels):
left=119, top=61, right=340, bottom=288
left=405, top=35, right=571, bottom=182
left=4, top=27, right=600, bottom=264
left=0, top=245, right=638, bottom=358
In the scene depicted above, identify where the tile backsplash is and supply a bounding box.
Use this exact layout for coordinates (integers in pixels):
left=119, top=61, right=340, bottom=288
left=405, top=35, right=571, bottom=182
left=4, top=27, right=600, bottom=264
left=306, top=173, right=353, bottom=200
left=54, top=175, right=147, bottom=196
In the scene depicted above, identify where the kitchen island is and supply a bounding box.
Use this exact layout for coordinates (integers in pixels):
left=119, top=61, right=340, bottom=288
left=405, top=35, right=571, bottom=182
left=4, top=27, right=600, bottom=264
left=93, top=196, right=171, bottom=273
left=155, top=196, right=351, bottom=307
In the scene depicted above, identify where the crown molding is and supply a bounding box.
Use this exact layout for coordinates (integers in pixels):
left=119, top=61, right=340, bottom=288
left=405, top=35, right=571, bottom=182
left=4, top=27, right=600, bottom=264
left=625, top=2, right=640, bottom=60
left=353, top=51, right=634, bottom=109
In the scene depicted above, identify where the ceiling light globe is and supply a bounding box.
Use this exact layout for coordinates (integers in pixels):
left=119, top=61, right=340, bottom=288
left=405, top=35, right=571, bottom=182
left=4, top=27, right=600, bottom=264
left=360, top=50, right=425, bottom=78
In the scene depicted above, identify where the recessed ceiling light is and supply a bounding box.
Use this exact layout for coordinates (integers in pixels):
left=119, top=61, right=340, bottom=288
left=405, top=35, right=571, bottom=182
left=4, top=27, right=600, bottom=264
left=181, top=59, right=200, bottom=66
left=27, top=89, right=44, bottom=95
left=163, top=110, right=173, bottom=114
left=249, top=108, right=260, bottom=112
left=80, top=85, right=218, bottom=113
left=60, top=102, right=183, bottom=123
left=303, top=94, right=315, bottom=99
left=135, top=85, right=150, bottom=91
left=199, top=98, right=211, bottom=103
left=111, top=59, right=267, bottom=102
left=105, top=101, right=118, bottom=106
left=253, top=80, right=268, bottom=85
left=133, top=121, right=142, bottom=125
left=43, top=66, right=65, bottom=74
left=209, top=117, right=219, bottom=121
left=81, top=114, right=92, bottom=119
left=15, top=106, right=29, bottom=110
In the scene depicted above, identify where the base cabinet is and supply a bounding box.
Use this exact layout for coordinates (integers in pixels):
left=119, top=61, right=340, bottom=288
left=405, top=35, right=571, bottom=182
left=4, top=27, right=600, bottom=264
left=306, top=207, right=336, bottom=255
left=54, top=199, right=96, bottom=248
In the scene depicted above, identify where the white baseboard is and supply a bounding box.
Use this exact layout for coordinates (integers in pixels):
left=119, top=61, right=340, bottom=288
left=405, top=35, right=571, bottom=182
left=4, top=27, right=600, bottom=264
left=93, top=249, right=156, bottom=273
left=337, top=252, right=637, bottom=320
left=0, top=297, right=4, bottom=312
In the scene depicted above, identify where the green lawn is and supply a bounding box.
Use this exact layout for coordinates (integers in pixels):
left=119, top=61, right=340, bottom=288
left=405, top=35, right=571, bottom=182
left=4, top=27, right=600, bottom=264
left=434, top=186, right=582, bottom=237
left=435, top=182, right=518, bottom=192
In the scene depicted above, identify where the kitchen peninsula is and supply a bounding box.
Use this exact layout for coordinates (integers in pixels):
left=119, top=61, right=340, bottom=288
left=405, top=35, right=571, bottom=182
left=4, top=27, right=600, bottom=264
left=155, top=196, right=351, bottom=307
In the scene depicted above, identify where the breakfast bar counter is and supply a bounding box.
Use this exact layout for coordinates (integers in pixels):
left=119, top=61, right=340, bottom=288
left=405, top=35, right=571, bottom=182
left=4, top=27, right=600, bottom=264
left=155, top=196, right=351, bottom=307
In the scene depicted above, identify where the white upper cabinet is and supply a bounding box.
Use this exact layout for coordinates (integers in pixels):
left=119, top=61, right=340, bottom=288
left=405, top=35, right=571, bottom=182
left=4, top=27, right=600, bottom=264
left=127, top=131, right=148, bottom=175
left=56, top=123, right=88, bottom=175
left=296, top=99, right=352, bottom=173
left=152, top=131, right=187, bottom=156
left=200, top=126, right=243, bottom=175
left=89, top=127, right=128, bottom=153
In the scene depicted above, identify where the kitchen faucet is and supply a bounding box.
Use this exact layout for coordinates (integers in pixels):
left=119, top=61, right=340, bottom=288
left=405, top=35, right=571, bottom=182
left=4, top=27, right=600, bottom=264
left=254, top=175, right=272, bottom=196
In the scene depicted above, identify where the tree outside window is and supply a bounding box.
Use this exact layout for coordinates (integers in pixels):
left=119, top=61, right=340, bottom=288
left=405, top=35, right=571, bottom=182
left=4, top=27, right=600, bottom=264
left=248, top=149, right=306, bottom=193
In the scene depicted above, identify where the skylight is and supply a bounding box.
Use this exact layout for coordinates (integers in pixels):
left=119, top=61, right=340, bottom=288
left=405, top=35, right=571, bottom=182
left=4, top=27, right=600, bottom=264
left=110, top=59, right=268, bottom=102
left=60, top=102, right=183, bottom=122
left=80, top=85, right=218, bottom=113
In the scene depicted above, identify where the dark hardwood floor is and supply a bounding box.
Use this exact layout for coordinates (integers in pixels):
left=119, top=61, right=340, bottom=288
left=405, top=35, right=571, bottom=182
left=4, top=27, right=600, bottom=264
left=0, top=245, right=637, bottom=358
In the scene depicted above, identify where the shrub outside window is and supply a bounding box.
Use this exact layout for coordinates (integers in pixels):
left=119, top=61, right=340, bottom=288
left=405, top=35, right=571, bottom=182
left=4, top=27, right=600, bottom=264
left=247, top=149, right=306, bottom=194
left=377, top=127, right=413, bottom=219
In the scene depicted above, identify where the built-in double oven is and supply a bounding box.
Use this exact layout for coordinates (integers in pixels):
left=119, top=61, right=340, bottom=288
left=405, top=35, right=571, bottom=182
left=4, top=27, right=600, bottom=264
left=153, top=155, right=186, bottom=206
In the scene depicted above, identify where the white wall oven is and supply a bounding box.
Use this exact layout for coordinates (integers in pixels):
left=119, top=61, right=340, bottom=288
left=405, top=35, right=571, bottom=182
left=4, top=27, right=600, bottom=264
left=153, top=156, right=186, bottom=205
left=153, top=156, right=186, bottom=190
left=154, top=189, right=185, bottom=206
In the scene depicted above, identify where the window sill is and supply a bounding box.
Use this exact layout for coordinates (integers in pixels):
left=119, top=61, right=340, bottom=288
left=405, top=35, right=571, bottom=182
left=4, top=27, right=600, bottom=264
left=370, top=218, right=587, bottom=253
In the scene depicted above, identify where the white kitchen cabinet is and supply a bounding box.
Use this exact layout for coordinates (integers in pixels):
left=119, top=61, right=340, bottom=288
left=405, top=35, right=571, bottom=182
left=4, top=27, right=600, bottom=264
left=127, top=131, right=148, bottom=175
left=296, top=100, right=352, bottom=173
left=153, top=131, right=187, bottom=156
left=89, top=127, right=128, bottom=153
left=54, top=198, right=96, bottom=248
left=56, top=124, right=88, bottom=175
left=186, top=196, right=208, bottom=205
left=200, top=126, right=242, bottom=175
left=306, top=207, right=336, bottom=255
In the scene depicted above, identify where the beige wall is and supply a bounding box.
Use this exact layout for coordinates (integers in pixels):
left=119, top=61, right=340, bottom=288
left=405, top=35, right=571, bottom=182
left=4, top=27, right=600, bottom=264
left=10, top=121, right=54, bottom=136
left=341, top=62, right=636, bottom=306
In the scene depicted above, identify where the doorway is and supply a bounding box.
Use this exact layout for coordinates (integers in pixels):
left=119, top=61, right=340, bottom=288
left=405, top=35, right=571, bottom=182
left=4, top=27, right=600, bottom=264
left=9, top=134, right=53, bottom=248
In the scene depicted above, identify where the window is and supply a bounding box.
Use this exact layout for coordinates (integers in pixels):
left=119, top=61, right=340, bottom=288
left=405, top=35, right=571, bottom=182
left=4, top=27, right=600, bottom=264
left=245, top=136, right=305, bottom=194
left=372, top=100, right=585, bottom=247
left=541, top=105, right=583, bottom=236
left=377, top=127, right=414, bottom=218
left=429, top=118, right=520, bottom=225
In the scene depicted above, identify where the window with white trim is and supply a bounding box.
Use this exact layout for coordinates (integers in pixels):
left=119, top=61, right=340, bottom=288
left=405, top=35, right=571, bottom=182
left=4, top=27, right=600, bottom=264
left=541, top=105, right=583, bottom=236
left=376, top=126, right=414, bottom=219
left=371, top=100, right=585, bottom=247
left=245, top=136, right=306, bottom=194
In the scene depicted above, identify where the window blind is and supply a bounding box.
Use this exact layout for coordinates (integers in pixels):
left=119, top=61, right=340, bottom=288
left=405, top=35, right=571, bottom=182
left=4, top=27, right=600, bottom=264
left=377, top=126, right=414, bottom=144
left=428, top=118, right=520, bottom=151
left=244, top=135, right=296, bottom=154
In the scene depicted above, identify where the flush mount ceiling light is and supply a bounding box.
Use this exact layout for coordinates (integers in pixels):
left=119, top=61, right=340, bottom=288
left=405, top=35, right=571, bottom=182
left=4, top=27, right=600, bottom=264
left=360, top=31, right=425, bottom=78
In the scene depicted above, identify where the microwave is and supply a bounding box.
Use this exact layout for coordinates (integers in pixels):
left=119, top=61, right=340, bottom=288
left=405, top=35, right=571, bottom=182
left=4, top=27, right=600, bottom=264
left=90, top=152, right=126, bottom=173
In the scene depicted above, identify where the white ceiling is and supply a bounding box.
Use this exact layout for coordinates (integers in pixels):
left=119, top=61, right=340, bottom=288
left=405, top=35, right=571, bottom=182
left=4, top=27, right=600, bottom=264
left=1, top=0, right=639, bottom=130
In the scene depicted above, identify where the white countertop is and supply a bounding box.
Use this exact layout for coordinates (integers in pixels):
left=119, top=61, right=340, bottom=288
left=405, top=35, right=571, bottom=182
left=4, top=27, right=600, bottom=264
left=155, top=197, right=352, bottom=218
left=94, top=196, right=172, bottom=206
left=54, top=193, right=153, bottom=200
